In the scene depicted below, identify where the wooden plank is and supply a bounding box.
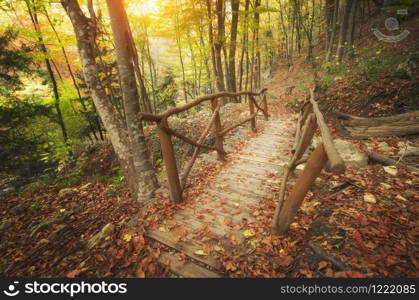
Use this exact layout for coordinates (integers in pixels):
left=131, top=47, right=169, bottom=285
left=160, top=252, right=222, bottom=278
left=147, top=230, right=221, bottom=269
left=309, top=90, right=345, bottom=174
left=233, top=154, right=288, bottom=167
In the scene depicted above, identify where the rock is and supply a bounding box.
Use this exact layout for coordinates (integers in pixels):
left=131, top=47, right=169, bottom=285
left=333, top=139, right=368, bottom=167
left=383, top=166, right=398, bottom=176
left=30, top=210, right=74, bottom=237
left=87, top=223, right=115, bottom=249
left=58, top=188, right=77, bottom=199
left=0, top=220, right=12, bottom=231
left=364, top=193, right=377, bottom=203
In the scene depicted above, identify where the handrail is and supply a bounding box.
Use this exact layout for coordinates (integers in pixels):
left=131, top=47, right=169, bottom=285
left=271, top=88, right=345, bottom=235
left=139, top=88, right=269, bottom=203
left=138, top=88, right=268, bottom=122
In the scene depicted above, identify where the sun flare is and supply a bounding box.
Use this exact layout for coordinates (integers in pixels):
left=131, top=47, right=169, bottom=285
left=127, top=0, right=160, bottom=17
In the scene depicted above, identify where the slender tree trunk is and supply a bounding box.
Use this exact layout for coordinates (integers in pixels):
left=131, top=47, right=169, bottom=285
left=26, top=1, right=69, bottom=147
left=253, top=0, right=261, bottom=89
left=44, top=7, right=103, bottom=140
left=61, top=0, right=157, bottom=202
left=326, top=0, right=340, bottom=61
left=336, top=0, right=352, bottom=62
left=228, top=0, right=240, bottom=94
left=106, top=0, right=158, bottom=201
left=238, top=0, right=250, bottom=95
left=346, top=0, right=358, bottom=60
left=214, top=0, right=226, bottom=94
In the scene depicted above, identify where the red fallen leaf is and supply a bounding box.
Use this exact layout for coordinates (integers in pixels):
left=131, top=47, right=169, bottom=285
left=356, top=215, right=369, bottom=226
left=171, top=226, right=188, bottom=238
left=352, top=230, right=362, bottom=242
left=278, top=255, right=293, bottom=267
left=348, top=271, right=366, bottom=278
left=147, top=263, right=157, bottom=274
left=66, top=269, right=81, bottom=278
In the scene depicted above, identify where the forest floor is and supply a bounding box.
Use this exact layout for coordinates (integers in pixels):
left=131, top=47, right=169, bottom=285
left=1, top=23, right=418, bottom=277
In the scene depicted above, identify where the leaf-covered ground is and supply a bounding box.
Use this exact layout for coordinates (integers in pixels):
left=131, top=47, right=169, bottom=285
left=1, top=18, right=418, bottom=277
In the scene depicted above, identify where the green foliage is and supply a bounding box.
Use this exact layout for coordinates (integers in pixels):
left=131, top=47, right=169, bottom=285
left=316, top=60, right=345, bottom=89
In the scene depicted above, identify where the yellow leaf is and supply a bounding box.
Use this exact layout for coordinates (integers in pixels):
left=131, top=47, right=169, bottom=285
left=290, top=240, right=298, bottom=247
left=158, top=226, right=167, bottom=232
left=279, top=248, right=286, bottom=255
left=363, top=193, right=377, bottom=203
left=248, top=240, right=256, bottom=248
left=214, top=245, right=225, bottom=253
left=123, top=234, right=132, bottom=242
left=243, top=229, right=255, bottom=238
left=321, top=241, right=328, bottom=247
left=194, top=250, right=208, bottom=256
left=313, top=202, right=321, bottom=207
left=380, top=183, right=392, bottom=189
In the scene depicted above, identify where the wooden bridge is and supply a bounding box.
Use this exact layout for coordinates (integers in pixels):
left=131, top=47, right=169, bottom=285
left=138, top=89, right=345, bottom=277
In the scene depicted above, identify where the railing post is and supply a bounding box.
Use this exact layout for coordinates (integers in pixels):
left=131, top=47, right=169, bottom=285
left=156, top=118, right=183, bottom=203
left=249, top=95, right=257, bottom=132
left=262, top=92, right=268, bottom=120
left=274, top=142, right=328, bottom=234
left=211, top=98, right=225, bottom=160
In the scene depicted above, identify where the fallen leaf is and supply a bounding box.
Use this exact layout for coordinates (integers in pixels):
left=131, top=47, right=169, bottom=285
left=66, top=269, right=81, bottom=278
left=318, top=261, right=328, bottom=270
left=214, top=245, right=225, bottom=253
left=363, top=193, right=377, bottom=203
left=123, top=234, right=132, bottom=242
left=352, top=230, right=362, bottom=242
left=194, top=250, right=208, bottom=256
left=243, top=229, right=255, bottom=238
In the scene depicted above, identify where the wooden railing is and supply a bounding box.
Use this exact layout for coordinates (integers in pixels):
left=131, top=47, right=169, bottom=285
left=138, top=88, right=269, bottom=203
left=271, top=89, right=345, bottom=235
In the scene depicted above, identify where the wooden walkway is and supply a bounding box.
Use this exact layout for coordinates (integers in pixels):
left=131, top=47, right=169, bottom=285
left=147, top=117, right=295, bottom=277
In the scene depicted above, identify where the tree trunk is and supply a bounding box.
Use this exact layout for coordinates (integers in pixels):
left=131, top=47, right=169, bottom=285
left=214, top=0, right=226, bottom=94
left=106, top=0, right=158, bottom=201
left=346, top=0, right=358, bottom=60
left=336, top=0, right=352, bottom=62
left=26, top=2, right=69, bottom=147
left=336, top=111, right=419, bottom=138
left=326, top=0, right=339, bottom=61
left=227, top=0, right=240, bottom=94
left=61, top=0, right=156, bottom=202
left=44, top=7, right=103, bottom=140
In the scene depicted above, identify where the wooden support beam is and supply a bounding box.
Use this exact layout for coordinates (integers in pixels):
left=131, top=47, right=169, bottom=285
left=309, top=90, right=345, bottom=174
left=163, top=127, right=222, bottom=153
left=211, top=98, right=225, bottom=160
left=157, top=118, right=183, bottom=203
left=249, top=96, right=257, bottom=132
left=274, top=142, right=328, bottom=235
left=292, top=102, right=312, bottom=154
left=262, top=92, right=268, bottom=120
left=180, top=104, right=222, bottom=188
left=290, top=114, right=317, bottom=173
left=219, top=110, right=259, bottom=136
